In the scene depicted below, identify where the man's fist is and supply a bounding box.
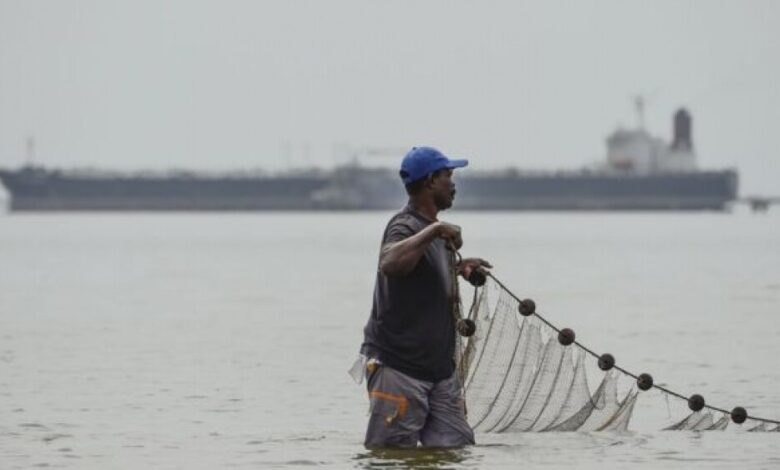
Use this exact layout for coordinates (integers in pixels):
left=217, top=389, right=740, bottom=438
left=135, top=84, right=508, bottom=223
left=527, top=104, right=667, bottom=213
left=435, top=221, right=463, bottom=250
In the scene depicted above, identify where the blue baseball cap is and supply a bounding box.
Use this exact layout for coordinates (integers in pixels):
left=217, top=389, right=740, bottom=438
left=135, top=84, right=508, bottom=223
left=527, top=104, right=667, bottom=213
left=399, top=146, right=469, bottom=185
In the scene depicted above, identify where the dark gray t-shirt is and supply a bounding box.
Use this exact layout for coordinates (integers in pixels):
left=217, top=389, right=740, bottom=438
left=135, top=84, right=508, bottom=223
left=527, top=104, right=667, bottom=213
left=361, top=205, right=456, bottom=382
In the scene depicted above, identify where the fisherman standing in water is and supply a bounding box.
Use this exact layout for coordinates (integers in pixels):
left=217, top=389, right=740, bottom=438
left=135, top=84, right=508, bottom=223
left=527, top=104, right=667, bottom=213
left=359, top=146, right=491, bottom=448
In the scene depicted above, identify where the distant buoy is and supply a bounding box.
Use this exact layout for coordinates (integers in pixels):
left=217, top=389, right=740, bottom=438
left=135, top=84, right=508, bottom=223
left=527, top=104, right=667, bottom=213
left=598, top=353, right=615, bottom=371
left=688, top=394, right=705, bottom=412
left=558, top=328, right=575, bottom=346
left=731, top=406, right=748, bottom=424
left=457, top=318, right=476, bottom=337
left=467, top=269, right=486, bottom=287
left=637, top=373, right=654, bottom=391
left=518, top=299, right=536, bottom=316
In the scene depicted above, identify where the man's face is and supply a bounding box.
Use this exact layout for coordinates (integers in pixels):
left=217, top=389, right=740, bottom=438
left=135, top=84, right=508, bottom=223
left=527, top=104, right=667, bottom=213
left=429, top=169, right=456, bottom=211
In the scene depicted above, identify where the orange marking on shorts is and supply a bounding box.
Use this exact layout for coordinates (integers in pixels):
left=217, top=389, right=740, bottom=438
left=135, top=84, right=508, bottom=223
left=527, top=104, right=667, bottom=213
left=369, top=391, right=409, bottom=417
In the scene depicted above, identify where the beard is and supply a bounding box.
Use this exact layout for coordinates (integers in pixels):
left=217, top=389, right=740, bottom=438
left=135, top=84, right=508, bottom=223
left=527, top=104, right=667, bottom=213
left=435, top=189, right=455, bottom=210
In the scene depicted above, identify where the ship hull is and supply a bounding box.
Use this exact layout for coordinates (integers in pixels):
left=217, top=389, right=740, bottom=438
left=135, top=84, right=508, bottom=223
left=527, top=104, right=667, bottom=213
left=0, top=170, right=332, bottom=211
left=0, top=168, right=738, bottom=211
left=455, top=171, right=738, bottom=211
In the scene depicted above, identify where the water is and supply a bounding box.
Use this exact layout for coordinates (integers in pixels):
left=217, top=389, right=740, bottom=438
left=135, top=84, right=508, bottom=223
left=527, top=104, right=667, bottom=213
left=1, top=210, right=779, bottom=469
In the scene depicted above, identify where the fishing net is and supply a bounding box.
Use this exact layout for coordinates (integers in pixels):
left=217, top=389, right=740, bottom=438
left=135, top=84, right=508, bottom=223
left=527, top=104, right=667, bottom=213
left=455, top=275, right=780, bottom=433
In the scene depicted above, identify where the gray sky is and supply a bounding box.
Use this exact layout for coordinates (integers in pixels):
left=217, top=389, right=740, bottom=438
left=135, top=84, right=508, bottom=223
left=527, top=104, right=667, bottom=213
left=0, top=0, right=778, bottom=194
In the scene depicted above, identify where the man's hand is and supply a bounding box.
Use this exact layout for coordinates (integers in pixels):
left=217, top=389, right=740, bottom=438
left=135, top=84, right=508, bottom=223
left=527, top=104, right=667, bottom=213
left=458, top=257, right=493, bottom=279
left=435, top=221, right=463, bottom=250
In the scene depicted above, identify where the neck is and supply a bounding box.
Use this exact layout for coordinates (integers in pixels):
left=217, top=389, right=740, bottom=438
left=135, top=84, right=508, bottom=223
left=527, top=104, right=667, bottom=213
left=409, top=197, right=438, bottom=221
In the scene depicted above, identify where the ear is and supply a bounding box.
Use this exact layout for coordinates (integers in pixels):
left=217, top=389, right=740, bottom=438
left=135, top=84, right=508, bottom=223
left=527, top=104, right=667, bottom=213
left=423, top=174, right=436, bottom=190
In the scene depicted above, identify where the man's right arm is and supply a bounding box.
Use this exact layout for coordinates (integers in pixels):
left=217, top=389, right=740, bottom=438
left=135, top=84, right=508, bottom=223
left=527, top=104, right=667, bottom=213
left=379, top=222, right=461, bottom=277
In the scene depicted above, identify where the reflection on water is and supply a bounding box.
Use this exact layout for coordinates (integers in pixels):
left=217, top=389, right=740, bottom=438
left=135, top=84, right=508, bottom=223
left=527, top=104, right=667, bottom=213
left=354, top=448, right=474, bottom=470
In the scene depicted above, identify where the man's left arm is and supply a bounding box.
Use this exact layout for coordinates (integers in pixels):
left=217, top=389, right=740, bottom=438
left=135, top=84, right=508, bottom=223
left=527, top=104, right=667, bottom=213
left=457, top=257, right=493, bottom=279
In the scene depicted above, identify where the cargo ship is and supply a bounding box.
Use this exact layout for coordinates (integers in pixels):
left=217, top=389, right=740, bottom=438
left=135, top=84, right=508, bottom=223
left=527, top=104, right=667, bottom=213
left=0, top=108, right=738, bottom=211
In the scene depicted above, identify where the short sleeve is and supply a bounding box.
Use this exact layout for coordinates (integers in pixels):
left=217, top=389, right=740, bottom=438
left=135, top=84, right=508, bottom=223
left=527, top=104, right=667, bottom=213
left=383, top=216, right=417, bottom=244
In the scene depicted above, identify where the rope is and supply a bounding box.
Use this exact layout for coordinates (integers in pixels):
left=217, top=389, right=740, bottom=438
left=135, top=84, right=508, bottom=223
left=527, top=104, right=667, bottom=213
left=448, top=243, right=470, bottom=387
left=448, top=245, right=463, bottom=325
left=482, top=270, right=780, bottom=426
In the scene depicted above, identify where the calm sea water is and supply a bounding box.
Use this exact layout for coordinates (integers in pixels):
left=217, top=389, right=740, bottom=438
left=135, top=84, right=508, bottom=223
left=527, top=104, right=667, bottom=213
left=1, top=209, right=779, bottom=469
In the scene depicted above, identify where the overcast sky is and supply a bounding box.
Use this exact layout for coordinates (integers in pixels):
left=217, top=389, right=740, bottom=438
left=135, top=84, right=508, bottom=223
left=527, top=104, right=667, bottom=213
left=0, top=0, right=778, bottom=194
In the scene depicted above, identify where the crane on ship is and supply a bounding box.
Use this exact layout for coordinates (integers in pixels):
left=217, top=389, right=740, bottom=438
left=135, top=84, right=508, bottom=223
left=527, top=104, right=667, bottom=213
left=310, top=145, right=409, bottom=209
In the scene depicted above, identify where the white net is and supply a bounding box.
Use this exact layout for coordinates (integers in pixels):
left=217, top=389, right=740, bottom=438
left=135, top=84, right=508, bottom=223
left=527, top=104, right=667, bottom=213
left=456, top=276, right=779, bottom=433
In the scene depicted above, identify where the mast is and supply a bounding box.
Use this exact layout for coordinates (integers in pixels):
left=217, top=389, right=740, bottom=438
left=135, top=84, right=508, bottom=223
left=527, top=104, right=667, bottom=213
left=633, top=95, right=646, bottom=130
left=26, top=135, right=36, bottom=165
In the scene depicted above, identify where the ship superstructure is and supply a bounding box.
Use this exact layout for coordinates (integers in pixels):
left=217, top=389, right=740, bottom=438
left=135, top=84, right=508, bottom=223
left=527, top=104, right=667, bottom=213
left=605, top=107, right=696, bottom=174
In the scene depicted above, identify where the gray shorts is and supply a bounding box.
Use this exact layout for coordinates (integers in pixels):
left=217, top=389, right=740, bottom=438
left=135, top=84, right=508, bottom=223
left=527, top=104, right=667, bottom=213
left=364, top=362, right=475, bottom=449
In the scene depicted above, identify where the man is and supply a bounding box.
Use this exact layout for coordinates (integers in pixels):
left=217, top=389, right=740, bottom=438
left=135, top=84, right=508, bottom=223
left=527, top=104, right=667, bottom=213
left=360, top=146, right=492, bottom=448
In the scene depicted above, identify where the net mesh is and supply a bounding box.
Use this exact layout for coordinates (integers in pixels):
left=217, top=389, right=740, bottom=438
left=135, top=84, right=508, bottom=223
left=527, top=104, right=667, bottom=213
left=456, top=277, right=778, bottom=433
